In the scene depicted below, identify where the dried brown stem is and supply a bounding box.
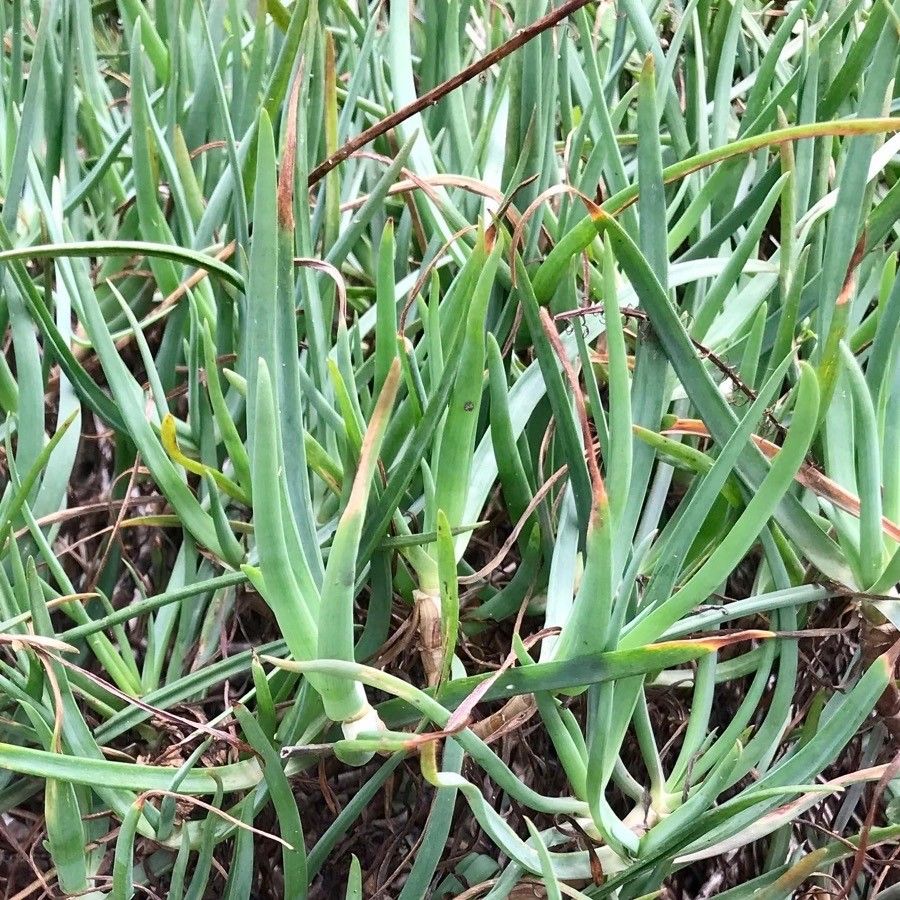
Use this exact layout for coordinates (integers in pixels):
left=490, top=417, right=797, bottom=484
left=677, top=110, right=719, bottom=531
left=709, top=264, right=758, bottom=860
left=307, top=0, right=595, bottom=186
left=538, top=307, right=606, bottom=509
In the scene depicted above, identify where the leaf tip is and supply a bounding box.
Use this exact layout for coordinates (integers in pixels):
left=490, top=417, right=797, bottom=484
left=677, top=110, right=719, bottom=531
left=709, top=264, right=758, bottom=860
left=277, top=60, right=304, bottom=231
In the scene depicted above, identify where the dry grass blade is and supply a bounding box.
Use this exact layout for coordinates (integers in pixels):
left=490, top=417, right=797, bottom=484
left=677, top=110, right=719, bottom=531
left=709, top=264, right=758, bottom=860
left=664, top=419, right=900, bottom=542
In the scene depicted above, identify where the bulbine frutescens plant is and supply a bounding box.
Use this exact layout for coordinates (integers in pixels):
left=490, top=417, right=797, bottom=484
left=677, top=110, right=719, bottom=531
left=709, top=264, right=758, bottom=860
left=1, top=0, right=899, bottom=897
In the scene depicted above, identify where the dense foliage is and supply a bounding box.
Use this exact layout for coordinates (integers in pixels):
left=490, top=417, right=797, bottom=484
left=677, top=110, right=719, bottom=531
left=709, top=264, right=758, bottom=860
left=1, top=0, right=899, bottom=896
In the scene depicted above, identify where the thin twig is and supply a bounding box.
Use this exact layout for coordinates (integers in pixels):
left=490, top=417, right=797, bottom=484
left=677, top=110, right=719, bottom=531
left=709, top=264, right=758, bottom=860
left=137, top=790, right=292, bottom=849
left=539, top=307, right=605, bottom=504
left=52, top=654, right=253, bottom=753
left=458, top=464, right=567, bottom=585
left=307, top=0, right=595, bottom=186
left=558, top=302, right=788, bottom=437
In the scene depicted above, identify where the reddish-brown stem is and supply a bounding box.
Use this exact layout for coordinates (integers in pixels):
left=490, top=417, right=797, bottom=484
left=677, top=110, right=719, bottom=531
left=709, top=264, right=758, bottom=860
left=307, top=0, right=594, bottom=186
